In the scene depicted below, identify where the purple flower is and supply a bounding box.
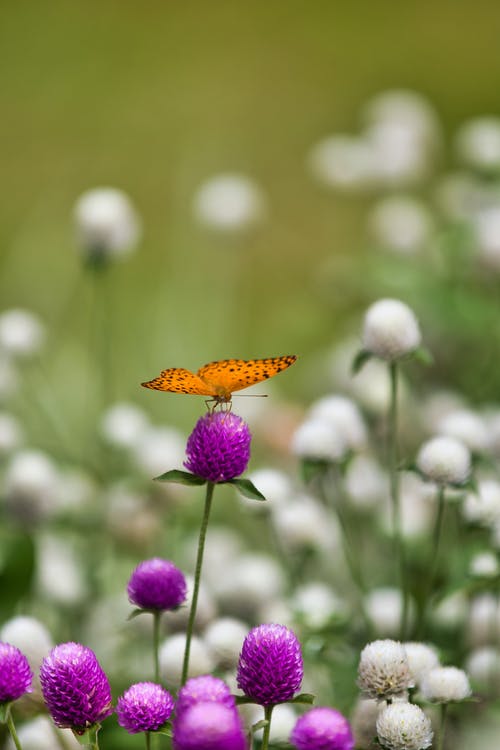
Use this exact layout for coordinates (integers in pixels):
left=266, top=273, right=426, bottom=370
left=290, top=707, right=355, bottom=750
left=176, top=675, right=236, bottom=715
left=117, top=682, right=175, bottom=734
left=127, top=558, right=187, bottom=611
left=0, top=642, right=33, bottom=703
left=40, top=643, right=112, bottom=731
left=173, top=702, right=246, bottom=750
left=184, top=412, right=251, bottom=483
left=237, top=623, right=303, bottom=706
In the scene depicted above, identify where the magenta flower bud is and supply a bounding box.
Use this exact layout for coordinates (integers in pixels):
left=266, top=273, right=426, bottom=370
left=117, top=682, right=175, bottom=734
left=176, top=675, right=236, bottom=715
left=0, top=642, right=33, bottom=703
left=40, top=643, right=112, bottom=731
left=290, top=707, right=355, bottom=750
left=237, top=623, right=303, bottom=706
left=173, top=701, right=246, bottom=750
left=127, top=558, right=187, bottom=611
left=184, top=412, right=251, bottom=483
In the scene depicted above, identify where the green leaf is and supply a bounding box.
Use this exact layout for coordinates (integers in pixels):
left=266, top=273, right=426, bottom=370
left=352, top=349, right=372, bottom=374
left=290, top=692, right=315, bottom=705
left=251, top=719, right=269, bottom=732
left=234, top=695, right=259, bottom=705
left=227, top=478, right=266, bottom=500
left=154, top=469, right=206, bottom=486
left=0, top=530, right=35, bottom=618
left=412, top=346, right=434, bottom=366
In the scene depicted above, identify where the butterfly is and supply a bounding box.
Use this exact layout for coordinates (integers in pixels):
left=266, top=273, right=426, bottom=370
left=141, top=355, right=297, bottom=405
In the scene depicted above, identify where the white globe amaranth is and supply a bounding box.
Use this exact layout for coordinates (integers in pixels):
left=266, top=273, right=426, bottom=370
left=365, top=588, right=413, bottom=638
left=350, top=697, right=381, bottom=749
left=211, top=553, right=285, bottom=618
left=368, top=196, right=434, bottom=256
left=466, top=593, right=500, bottom=647
left=203, top=617, right=248, bottom=669
left=133, top=425, right=186, bottom=477
left=420, top=665, right=472, bottom=703
left=291, top=582, right=348, bottom=629
left=463, top=479, right=500, bottom=527
left=362, top=299, right=421, bottom=361
left=164, top=574, right=216, bottom=632
left=160, top=633, right=214, bottom=687
left=100, top=402, right=150, bottom=450
left=416, top=435, right=471, bottom=486
left=0, top=309, right=45, bottom=358
left=469, top=551, right=499, bottom=578
left=466, top=647, right=500, bottom=692
left=291, top=417, right=347, bottom=462
left=193, top=173, right=266, bottom=231
left=436, top=409, right=489, bottom=454
left=4, top=450, right=61, bottom=523
left=0, top=616, right=53, bottom=671
left=358, top=639, right=413, bottom=700
left=5, top=716, right=80, bottom=750
left=272, top=494, right=340, bottom=554
left=249, top=703, right=298, bottom=743
left=0, top=412, right=23, bottom=455
left=376, top=702, right=433, bottom=750
left=308, top=394, right=367, bottom=451
left=36, top=533, right=88, bottom=606
left=345, top=454, right=387, bottom=510
left=455, top=116, right=500, bottom=172
left=240, top=467, right=291, bottom=512
left=74, top=187, right=141, bottom=258
left=403, top=642, right=440, bottom=686
left=308, top=134, right=377, bottom=191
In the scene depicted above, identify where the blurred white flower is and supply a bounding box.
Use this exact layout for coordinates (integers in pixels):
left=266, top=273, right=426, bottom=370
left=345, top=454, right=387, bottom=510
left=308, top=394, right=367, bottom=451
left=358, top=639, right=413, bottom=700
left=0, top=616, right=53, bottom=675
left=368, top=196, right=434, bottom=255
left=3, top=450, right=61, bottom=524
left=164, top=575, right=216, bottom=632
left=416, top=435, right=471, bottom=486
left=100, top=402, right=150, bottom=450
left=105, top=484, right=157, bottom=547
left=363, top=90, right=440, bottom=146
left=211, top=553, right=284, bottom=618
left=434, top=170, right=492, bottom=221
left=160, top=633, right=214, bottom=688
left=466, top=594, right=500, bottom=647
left=55, top=468, right=95, bottom=514
left=403, top=642, right=440, bottom=686
left=291, top=582, right=348, bottom=628
left=242, top=467, right=292, bottom=510
left=380, top=471, right=434, bottom=539
left=351, top=697, right=381, bottom=749
left=431, top=590, right=468, bottom=629
left=5, top=716, right=80, bottom=750
left=291, top=417, right=347, bottom=462
left=419, top=390, right=467, bottom=434
left=272, top=494, right=340, bottom=554
left=455, top=117, right=500, bottom=172
left=469, top=551, right=499, bottom=578
left=466, top=646, right=500, bottom=692
left=257, top=598, right=294, bottom=628
left=193, top=173, right=266, bottom=231
left=437, top=408, right=489, bottom=454
left=133, top=425, right=186, bottom=477
left=36, top=533, right=88, bottom=606
left=473, top=207, right=500, bottom=271
left=250, top=703, right=297, bottom=742
left=376, top=702, right=433, bottom=750
left=463, top=479, right=500, bottom=527
left=308, top=134, right=376, bottom=191
left=0, top=412, right=23, bottom=455
left=0, top=309, right=45, bottom=358
left=365, top=588, right=412, bottom=637
left=420, top=665, right=471, bottom=703
left=203, top=617, right=248, bottom=670
left=362, top=299, right=421, bottom=361
left=74, top=187, right=141, bottom=259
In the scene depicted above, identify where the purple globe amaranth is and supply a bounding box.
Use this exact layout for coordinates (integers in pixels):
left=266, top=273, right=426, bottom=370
left=176, top=675, right=236, bottom=716
left=290, top=707, right=355, bottom=750
left=237, top=623, right=303, bottom=706
left=173, top=701, right=246, bottom=750
left=127, top=558, right=187, bottom=611
left=117, top=682, right=175, bottom=734
left=0, top=642, right=33, bottom=703
left=184, top=412, right=251, bottom=483
left=40, top=643, right=112, bottom=731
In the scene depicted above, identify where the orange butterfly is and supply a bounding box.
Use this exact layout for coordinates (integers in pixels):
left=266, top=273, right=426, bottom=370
left=141, top=355, right=297, bottom=405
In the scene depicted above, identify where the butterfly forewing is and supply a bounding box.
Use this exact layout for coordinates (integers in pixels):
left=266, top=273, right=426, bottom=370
left=141, top=368, right=217, bottom=396
left=197, top=355, right=297, bottom=395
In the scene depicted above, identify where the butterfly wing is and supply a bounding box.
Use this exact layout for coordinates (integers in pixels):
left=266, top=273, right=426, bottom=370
left=197, top=355, right=297, bottom=397
left=141, top=368, right=217, bottom=396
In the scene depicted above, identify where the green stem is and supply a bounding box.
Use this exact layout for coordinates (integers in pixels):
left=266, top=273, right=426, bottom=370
left=181, top=481, right=215, bottom=685
left=437, top=703, right=448, bottom=750
left=153, top=611, right=161, bottom=683
left=388, top=361, right=408, bottom=639
left=6, top=709, right=23, bottom=750
left=261, top=705, right=274, bottom=750
left=145, top=731, right=152, bottom=750
left=416, top=485, right=446, bottom=638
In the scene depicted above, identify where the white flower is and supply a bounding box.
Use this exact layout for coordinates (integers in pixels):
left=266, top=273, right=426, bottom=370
left=351, top=697, right=381, bottom=749
left=365, top=588, right=412, bottom=638
left=473, top=207, right=500, bottom=271
left=466, top=647, right=500, bottom=691
left=5, top=716, right=80, bottom=750
left=416, top=435, right=471, bottom=486
left=272, top=494, right=340, bottom=553
left=132, top=425, right=186, bottom=477
left=4, top=450, right=60, bottom=523
left=362, top=299, right=421, bottom=361
left=469, top=551, right=499, bottom=578
left=250, top=703, right=297, bottom=742
left=463, top=479, right=500, bottom=527
left=193, top=173, right=266, bottom=231
left=0, top=309, right=45, bottom=358
left=308, top=395, right=367, bottom=451
left=241, top=467, right=291, bottom=511
left=291, top=417, right=347, bottom=462
left=376, top=702, right=433, bottom=750
left=368, top=196, right=433, bottom=256
left=436, top=409, right=489, bottom=454
left=431, top=590, right=468, bottom=629
left=466, top=594, right=500, bottom=647
left=203, top=617, right=248, bottom=669
left=291, top=582, right=348, bottom=629
left=0, top=413, right=23, bottom=455
left=160, top=633, right=214, bottom=687
left=36, top=533, right=88, bottom=606
left=455, top=116, right=500, bottom=172
left=164, top=575, right=216, bottom=632
left=308, top=134, right=376, bottom=191
left=0, top=616, right=53, bottom=674
left=380, top=471, right=434, bottom=540
left=420, top=666, right=471, bottom=702
left=211, top=553, right=285, bottom=618
left=74, top=187, right=140, bottom=258
left=403, top=642, right=440, bottom=685
left=345, top=454, right=387, bottom=510
left=358, top=639, right=413, bottom=699
left=100, top=402, right=150, bottom=450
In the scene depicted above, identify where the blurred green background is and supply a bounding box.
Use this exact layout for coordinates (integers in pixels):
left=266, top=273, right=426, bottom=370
left=2, top=0, right=500, bottom=432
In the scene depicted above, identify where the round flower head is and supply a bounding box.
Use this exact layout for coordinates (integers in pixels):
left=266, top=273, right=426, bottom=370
left=0, top=642, right=33, bottom=703
left=40, top=643, right=112, bottom=730
left=290, top=706, right=354, bottom=750
left=237, top=623, right=303, bottom=706
left=419, top=666, right=471, bottom=703
left=416, top=435, right=471, bottom=486
left=176, top=675, right=235, bottom=715
left=376, top=702, right=433, bottom=750
left=403, top=642, right=440, bottom=686
left=74, top=187, right=140, bottom=260
left=117, top=682, right=174, bottom=734
left=184, top=412, right=251, bottom=483
left=193, top=173, right=266, bottom=232
left=357, top=640, right=413, bottom=700
left=127, top=558, right=187, bottom=611
left=362, top=299, right=421, bottom=361
left=173, top=701, right=246, bottom=750
left=292, top=418, right=347, bottom=462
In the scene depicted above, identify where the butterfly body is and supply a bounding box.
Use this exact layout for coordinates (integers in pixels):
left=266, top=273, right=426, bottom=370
left=141, top=355, right=297, bottom=404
